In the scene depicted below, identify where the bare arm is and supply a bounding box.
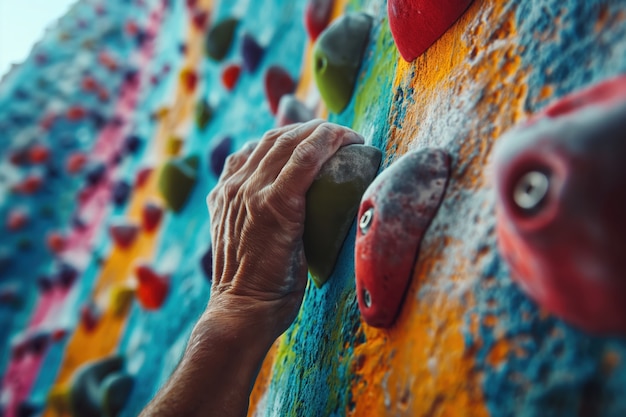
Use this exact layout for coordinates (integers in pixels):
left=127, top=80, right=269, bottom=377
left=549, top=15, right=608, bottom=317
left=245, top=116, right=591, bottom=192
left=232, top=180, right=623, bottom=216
left=140, top=120, right=364, bottom=417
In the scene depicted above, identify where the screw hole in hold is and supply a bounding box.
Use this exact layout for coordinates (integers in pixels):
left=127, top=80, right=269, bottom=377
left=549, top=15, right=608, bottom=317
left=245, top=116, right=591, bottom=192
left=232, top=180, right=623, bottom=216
left=513, top=170, right=550, bottom=213
left=359, top=207, right=374, bottom=235
left=362, top=288, right=372, bottom=308
left=315, top=56, right=327, bottom=73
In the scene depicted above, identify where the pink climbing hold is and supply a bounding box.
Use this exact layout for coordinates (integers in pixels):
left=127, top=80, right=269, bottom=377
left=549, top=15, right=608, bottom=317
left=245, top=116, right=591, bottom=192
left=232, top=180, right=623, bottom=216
left=388, top=0, right=474, bottom=62
left=304, top=0, right=334, bottom=40
left=135, top=264, right=169, bottom=310
left=109, top=223, right=140, bottom=249
left=222, top=64, right=241, bottom=91
left=141, top=202, right=163, bottom=232
left=264, top=66, right=296, bottom=115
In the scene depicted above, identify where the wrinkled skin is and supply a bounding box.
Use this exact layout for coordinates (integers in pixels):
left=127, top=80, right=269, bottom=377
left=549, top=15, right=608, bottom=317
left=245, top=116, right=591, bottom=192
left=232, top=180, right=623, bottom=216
left=141, top=120, right=363, bottom=417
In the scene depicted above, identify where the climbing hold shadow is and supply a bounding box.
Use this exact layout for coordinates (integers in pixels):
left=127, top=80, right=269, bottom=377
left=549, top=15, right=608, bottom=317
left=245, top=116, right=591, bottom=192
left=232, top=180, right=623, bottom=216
left=134, top=264, right=169, bottom=310
left=388, top=0, right=474, bottom=62
left=69, top=356, right=134, bottom=417
left=493, top=75, right=626, bottom=335
left=303, top=144, right=382, bottom=287
left=158, top=154, right=200, bottom=213
left=313, top=12, right=372, bottom=113
left=205, top=18, right=239, bottom=61
left=304, top=0, right=334, bottom=40
left=355, top=149, right=450, bottom=328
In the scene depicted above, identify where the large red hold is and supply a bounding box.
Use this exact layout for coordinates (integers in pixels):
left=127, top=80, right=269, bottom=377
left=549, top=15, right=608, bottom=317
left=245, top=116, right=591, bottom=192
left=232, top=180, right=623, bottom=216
left=493, top=75, right=626, bottom=335
left=355, top=149, right=450, bottom=328
left=388, top=0, right=474, bottom=62
left=135, top=264, right=169, bottom=310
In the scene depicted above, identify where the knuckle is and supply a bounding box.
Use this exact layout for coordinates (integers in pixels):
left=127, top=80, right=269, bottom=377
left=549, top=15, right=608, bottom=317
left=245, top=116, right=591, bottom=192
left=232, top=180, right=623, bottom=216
left=222, top=180, right=240, bottom=201
left=292, top=140, right=322, bottom=167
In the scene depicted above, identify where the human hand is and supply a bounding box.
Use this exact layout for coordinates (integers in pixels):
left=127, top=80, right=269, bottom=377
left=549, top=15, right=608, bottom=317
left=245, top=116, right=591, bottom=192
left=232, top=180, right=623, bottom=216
left=205, top=119, right=364, bottom=342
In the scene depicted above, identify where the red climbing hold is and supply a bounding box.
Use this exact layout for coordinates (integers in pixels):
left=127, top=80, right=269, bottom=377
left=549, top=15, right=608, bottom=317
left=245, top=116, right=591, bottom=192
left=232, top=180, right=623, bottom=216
left=80, top=302, right=101, bottom=332
left=135, top=167, right=153, bottom=188
left=8, top=148, right=29, bottom=166
left=221, top=64, right=241, bottom=91
left=6, top=209, right=29, bottom=231
left=67, top=153, right=89, bottom=174
left=493, top=75, right=626, bottom=335
left=82, top=75, right=99, bottom=92
left=141, top=202, right=164, bottom=232
left=388, top=0, right=474, bottom=62
left=135, top=264, right=169, bottom=310
left=109, top=223, right=140, bottom=249
left=12, top=175, right=43, bottom=194
left=355, top=149, right=450, bottom=328
left=47, top=232, right=67, bottom=254
left=66, top=106, right=87, bottom=121
left=304, top=0, right=334, bottom=40
left=180, top=68, right=198, bottom=93
left=264, top=66, right=296, bottom=115
left=28, top=145, right=50, bottom=164
left=191, top=10, right=209, bottom=30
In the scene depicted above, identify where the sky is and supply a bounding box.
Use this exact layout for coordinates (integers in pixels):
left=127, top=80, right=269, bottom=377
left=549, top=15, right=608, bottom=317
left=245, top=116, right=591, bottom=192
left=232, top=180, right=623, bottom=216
left=0, top=0, right=77, bottom=77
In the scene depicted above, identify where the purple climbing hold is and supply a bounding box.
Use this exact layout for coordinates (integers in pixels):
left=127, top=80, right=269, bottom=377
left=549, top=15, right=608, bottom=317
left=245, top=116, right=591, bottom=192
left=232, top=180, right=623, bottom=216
left=242, top=33, right=264, bottom=73
left=123, top=135, right=142, bottom=154
left=84, top=162, right=107, bottom=186
left=37, top=275, right=54, bottom=293
left=55, top=262, right=79, bottom=288
left=111, top=180, right=131, bottom=206
left=209, top=136, right=233, bottom=177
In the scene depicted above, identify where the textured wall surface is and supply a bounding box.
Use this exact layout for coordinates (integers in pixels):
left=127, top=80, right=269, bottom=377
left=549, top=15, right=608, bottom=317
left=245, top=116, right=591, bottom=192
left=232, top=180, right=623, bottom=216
left=0, top=0, right=625, bottom=416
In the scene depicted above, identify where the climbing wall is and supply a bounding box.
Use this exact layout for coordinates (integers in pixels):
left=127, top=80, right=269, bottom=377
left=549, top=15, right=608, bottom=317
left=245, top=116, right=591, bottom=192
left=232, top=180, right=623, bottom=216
left=1, top=0, right=626, bottom=416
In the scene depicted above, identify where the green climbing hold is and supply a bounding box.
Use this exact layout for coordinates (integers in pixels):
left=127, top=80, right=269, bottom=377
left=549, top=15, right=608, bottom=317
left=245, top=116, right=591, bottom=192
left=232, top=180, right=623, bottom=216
left=303, top=144, right=382, bottom=287
left=158, top=154, right=200, bottom=213
left=69, top=356, right=129, bottom=417
left=205, top=18, right=239, bottom=61
left=312, top=12, right=373, bottom=113
left=101, top=372, right=135, bottom=417
left=195, top=99, right=213, bottom=130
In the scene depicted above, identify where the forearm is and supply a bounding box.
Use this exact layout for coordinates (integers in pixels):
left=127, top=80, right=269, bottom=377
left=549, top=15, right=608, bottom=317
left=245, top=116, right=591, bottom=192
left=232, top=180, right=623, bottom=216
left=140, top=309, right=274, bottom=417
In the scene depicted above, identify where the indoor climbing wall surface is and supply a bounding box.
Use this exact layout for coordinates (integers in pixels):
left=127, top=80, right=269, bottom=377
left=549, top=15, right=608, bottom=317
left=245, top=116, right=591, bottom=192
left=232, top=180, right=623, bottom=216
left=1, top=0, right=626, bottom=416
